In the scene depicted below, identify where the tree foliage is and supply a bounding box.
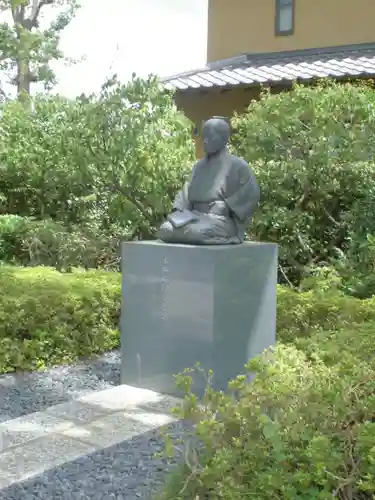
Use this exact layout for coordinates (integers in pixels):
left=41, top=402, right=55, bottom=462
left=0, top=0, right=79, bottom=97
left=0, top=75, right=194, bottom=266
left=232, top=81, right=375, bottom=291
left=2, top=76, right=375, bottom=291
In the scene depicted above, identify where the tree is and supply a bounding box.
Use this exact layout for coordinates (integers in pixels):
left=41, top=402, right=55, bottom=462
left=0, top=75, right=194, bottom=246
left=231, top=81, right=375, bottom=288
left=0, top=0, right=79, bottom=98
left=71, top=75, right=195, bottom=238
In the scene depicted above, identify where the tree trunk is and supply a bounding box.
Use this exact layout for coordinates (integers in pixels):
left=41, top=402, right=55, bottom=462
left=12, top=0, right=48, bottom=99
left=17, top=60, right=31, bottom=98
left=17, top=61, right=31, bottom=100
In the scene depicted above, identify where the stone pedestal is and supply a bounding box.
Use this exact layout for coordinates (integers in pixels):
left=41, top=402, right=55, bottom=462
left=120, top=241, right=277, bottom=396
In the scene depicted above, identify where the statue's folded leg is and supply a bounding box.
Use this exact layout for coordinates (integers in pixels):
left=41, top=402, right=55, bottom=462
left=158, top=216, right=240, bottom=245
left=158, top=220, right=194, bottom=243
left=185, top=216, right=240, bottom=245
left=157, top=220, right=177, bottom=243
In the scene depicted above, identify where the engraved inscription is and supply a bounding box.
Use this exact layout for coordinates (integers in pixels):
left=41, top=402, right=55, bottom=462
left=160, top=256, right=169, bottom=322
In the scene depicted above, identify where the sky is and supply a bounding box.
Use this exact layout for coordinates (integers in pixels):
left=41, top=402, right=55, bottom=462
left=51, top=0, right=208, bottom=97
left=0, top=0, right=207, bottom=98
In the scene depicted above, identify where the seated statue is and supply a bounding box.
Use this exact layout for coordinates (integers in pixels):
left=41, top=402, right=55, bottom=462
left=158, top=117, right=260, bottom=245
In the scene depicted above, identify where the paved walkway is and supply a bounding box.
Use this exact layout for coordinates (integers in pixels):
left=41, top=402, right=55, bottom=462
left=0, top=384, right=180, bottom=491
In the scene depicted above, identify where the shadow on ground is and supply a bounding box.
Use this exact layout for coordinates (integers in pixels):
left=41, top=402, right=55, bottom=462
left=0, top=419, right=190, bottom=500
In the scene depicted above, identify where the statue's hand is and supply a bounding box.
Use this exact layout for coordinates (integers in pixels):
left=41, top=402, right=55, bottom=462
left=209, top=200, right=228, bottom=217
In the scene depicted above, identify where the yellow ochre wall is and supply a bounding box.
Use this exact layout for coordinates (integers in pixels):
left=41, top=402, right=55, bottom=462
left=176, top=0, right=375, bottom=158
left=207, top=0, right=375, bottom=62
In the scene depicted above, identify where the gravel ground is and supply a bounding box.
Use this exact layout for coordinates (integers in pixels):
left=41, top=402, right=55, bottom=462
left=0, top=350, right=189, bottom=499
left=0, top=350, right=121, bottom=421
left=0, top=421, right=189, bottom=500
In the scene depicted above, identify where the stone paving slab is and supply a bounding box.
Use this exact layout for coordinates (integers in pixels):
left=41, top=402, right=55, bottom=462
left=0, top=384, right=180, bottom=491
left=0, top=434, right=96, bottom=489
left=45, top=399, right=109, bottom=425
left=76, top=384, right=179, bottom=412
left=62, top=409, right=174, bottom=448
left=0, top=413, right=72, bottom=452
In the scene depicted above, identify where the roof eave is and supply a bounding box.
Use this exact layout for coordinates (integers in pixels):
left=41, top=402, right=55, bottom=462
left=162, top=42, right=375, bottom=93
left=165, top=72, right=375, bottom=93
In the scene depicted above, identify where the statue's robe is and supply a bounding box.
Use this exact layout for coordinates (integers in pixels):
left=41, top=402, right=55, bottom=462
left=158, top=150, right=260, bottom=245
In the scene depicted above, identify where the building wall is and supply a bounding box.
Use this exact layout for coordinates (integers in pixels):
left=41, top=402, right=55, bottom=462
left=175, top=87, right=261, bottom=158
left=207, top=0, right=375, bottom=62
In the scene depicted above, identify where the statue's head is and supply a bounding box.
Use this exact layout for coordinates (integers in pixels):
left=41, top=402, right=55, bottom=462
left=202, top=117, right=230, bottom=155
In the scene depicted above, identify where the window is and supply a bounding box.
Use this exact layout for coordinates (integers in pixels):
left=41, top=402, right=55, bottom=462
left=275, top=0, right=294, bottom=36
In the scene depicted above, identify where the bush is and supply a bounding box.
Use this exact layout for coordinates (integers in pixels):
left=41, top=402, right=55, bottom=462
left=277, top=284, right=375, bottom=342
left=232, top=81, right=375, bottom=291
left=0, top=269, right=371, bottom=374
left=0, top=75, right=194, bottom=242
left=157, top=283, right=375, bottom=500
left=158, top=324, right=375, bottom=500
left=0, top=265, right=121, bottom=372
left=0, top=215, right=122, bottom=270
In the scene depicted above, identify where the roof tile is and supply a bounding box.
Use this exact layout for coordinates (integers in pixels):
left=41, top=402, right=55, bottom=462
left=163, top=43, right=375, bottom=91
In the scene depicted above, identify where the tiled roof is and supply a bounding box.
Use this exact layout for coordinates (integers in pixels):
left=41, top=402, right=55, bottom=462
left=163, top=43, right=375, bottom=91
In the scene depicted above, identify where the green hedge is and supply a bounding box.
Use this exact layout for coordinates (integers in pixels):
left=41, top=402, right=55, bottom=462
left=0, top=265, right=374, bottom=374
left=0, top=265, right=120, bottom=372
left=277, top=285, right=375, bottom=342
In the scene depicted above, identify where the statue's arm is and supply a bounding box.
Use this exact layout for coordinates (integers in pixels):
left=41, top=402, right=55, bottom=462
left=172, top=162, right=200, bottom=211
left=172, top=181, right=192, bottom=211
left=224, top=161, right=260, bottom=222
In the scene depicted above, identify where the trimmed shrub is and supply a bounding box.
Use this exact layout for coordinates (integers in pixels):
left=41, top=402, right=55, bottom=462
left=277, top=284, right=375, bottom=342
left=0, top=268, right=372, bottom=374
left=0, top=265, right=121, bottom=373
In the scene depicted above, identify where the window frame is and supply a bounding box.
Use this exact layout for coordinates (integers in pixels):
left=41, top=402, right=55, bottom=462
left=275, top=0, right=295, bottom=37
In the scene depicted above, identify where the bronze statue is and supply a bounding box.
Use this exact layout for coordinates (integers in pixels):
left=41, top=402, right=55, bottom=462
left=158, top=117, right=260, bottom=245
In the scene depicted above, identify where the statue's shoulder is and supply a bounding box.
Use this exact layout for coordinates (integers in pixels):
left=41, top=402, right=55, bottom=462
left=191, top=158, right=206, bottom=178
left=228, top=154, right=250, bottom=171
